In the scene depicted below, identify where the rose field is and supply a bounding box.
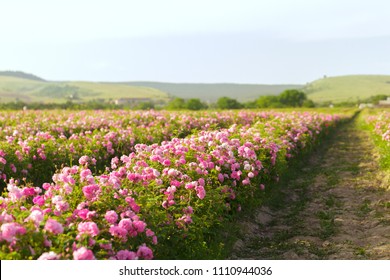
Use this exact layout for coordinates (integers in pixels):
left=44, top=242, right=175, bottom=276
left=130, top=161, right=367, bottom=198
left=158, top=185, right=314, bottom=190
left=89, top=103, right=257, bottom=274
left=3, top=109, right=389, bottom=260
left=364, top=109, right=390, bottom=169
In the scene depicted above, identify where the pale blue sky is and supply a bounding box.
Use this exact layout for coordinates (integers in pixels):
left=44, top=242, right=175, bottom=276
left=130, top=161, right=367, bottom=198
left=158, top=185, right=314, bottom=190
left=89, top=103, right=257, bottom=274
left=1, top=0, right=390, bottom=83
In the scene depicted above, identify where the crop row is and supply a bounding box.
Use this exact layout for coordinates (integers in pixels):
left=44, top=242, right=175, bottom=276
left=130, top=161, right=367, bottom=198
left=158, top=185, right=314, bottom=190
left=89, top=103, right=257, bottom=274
left=0, top=111, right=348, bottom=260
left=366, top=111, right=390, bottom=142
left=0, top=110, right=274, bottom=190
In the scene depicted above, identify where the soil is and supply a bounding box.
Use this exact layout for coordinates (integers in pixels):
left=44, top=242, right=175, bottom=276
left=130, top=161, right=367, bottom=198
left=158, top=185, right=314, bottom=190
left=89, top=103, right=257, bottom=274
left=230, top=118, right=390, bottom=259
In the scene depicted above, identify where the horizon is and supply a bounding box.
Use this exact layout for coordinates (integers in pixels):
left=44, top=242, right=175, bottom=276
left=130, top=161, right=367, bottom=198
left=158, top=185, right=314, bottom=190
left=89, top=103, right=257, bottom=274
left=1, top=0, right=390, bottom=84
left=2, top=70, right=389, bottom=86
left=1, top=70, right=306, bottom=85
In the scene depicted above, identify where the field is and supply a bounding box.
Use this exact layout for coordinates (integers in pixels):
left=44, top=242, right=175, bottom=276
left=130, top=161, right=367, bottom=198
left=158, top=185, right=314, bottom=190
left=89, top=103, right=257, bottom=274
left=303, top=75, right=390, bottom=103
left=0, top=75, right=303, bottom=104
left=2, top=72, right=390, bottom=105
left=0, top=108, right=389, bottom=260
left=123, top=82, right=303, bottom=102
left=0, top=76, right=169, bottom=104
left=231, top=109, right=390, bottom=259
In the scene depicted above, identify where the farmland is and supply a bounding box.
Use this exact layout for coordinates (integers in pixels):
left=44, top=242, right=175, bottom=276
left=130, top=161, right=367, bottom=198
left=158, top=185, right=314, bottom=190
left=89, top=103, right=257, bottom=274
left=231, top=109, right=390, bottom=259
left=4, top=72, right=390, bottom=106
left=0, top=109, right=356, bottom=259
left=0, top=75, right=169, bottom=104
left=303, top=75, right=390, bottom=103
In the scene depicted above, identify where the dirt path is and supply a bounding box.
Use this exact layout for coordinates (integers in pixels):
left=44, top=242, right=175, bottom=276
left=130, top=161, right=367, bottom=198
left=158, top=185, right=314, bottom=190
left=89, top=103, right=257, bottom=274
left=230, top=117, right=390, bottom=259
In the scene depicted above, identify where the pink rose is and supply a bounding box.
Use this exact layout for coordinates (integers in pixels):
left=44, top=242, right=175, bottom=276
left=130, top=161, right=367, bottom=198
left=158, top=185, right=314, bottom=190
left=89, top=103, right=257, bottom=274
left=73, top=247, right=95, bottom=260
left=38, top=251, right=59, bottom=260
left=33, top=195, right=45, bottom=206
left=116, top=250, right=138, bottom=260
left=82, top=184, right=101, bottom=200
left=26, top=210, right=44, bottom=226
left=195, top=185, right=206, bottom=199
left=105, top=210, right=118, bottom=224
left=77, top=222, right=99, bottom=237
left=44, top=218, right=64, bottom=235
left=218, top=173, right=224, bottom=182
left=78, top=156, right=89, bottom=165
left=118, top=218, right=132, bottom=231
left=137, top=244, right=153, bottom=260
left=109, top=226, right=128, bottom=240
left=133, top=220, right=146, bottom=233
left=0, top=222, right=26, bottom=242
left=22, top=187, right=36, bottom=196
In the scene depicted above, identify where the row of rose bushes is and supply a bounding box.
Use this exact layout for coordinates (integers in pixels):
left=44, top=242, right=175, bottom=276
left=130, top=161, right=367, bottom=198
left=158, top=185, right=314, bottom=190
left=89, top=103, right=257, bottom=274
left=0, top=111, right=349, bottom=260
left=365, top=111, right=390, bottom=142
left=0, top=110, right=272, bottom=190
left=364, top=110, right=390, bottom=169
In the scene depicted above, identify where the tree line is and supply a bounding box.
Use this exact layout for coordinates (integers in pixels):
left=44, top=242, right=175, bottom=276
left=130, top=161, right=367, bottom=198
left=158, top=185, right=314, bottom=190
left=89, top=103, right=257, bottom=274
left=1, top=90, right=387, bottom=111
left=0, top=89, right=318, bottom=110
left=165, top=89, right=314, bottom=110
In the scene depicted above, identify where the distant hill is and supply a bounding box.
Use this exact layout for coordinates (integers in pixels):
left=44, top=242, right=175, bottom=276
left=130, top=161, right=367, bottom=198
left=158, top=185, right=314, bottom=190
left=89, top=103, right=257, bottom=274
left=2, top=71, right=390, bottom=105
left=0, top=75, right=168, bottom=104
left=123, top=82, right=303, bottom=102
left=303, top=75, right=390, bottom=103
left=0, top=71, right=46, bottom=82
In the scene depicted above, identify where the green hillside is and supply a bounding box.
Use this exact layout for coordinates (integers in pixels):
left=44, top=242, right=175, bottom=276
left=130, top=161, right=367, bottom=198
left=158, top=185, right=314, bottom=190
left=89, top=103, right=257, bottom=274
left=303, top=75, right=390, bottom=103
left=0, top=71, right=46, bottom=82
left=123, top=82, right=303, bottom=102
left=0, top=76, right=169, bottom=104
left=2, top=71, right=390, bottom=105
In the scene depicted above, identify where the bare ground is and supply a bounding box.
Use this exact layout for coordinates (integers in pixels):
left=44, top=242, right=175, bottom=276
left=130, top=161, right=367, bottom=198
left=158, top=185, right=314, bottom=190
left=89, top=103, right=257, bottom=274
left=230, top=119, right=390, bottom=259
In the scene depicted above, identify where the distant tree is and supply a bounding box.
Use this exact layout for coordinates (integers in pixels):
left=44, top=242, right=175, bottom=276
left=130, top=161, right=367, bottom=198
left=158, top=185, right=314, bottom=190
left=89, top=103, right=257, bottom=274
left=243, top=100, right=258, bottom=109
left=302, top=99, right=315, bottom=108
left=256, top=95, right=283, bottom=108
left=278, top=89, right=307, bottom=107
left=254, top=90, right=315, bottom=108
left=365, top=94, right=389, bottom=104
left=166, top=98, right=186, bottom=110
left=136, top=101, right=155, bottom=110
left=186, top=98, right=207, bottom=110
left=216, top=97, right=242, bottom=109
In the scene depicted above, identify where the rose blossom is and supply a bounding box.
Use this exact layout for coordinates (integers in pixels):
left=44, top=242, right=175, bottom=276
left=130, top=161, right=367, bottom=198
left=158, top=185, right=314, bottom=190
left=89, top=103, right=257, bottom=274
left=195, top=185, right=206, bottom=199
left=33, top=195, right=45, bottom=206
left=73, top=247, right=95, bottom=260
left=136, top=244, right=153, bottom=260
left=25, top=210, right=44, bottom=226
left=118, top=218, right=132, bottom=231
left=82, top=184, right=101, bottom=200
left=78, top=155, right=89, bottom=165
left=105, top=210, right=118, bottom=224
left=38, top=251, right=59, bottom=260
left=77, top=222, right=99, bottom=237
left=0, top=222, right=26, bottom=242
left=109, top=226, right=128, bottom=240
left=132, top=220, right=146, bottom=233
left=44, top=218, right=64, bottom=235
left=116, top=250, right=138, bottom=260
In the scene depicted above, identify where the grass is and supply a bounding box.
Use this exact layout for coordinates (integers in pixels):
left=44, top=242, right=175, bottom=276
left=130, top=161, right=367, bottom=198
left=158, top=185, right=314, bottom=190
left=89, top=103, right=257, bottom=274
left=317, top=210, right=337, bottom=239
left=303, top=75, right=390, bottom=103
left=325, top=195, right=342, bottom=208
left=123, top=82, right=304, bottom=102
left=0, top=76, right=169, bottom=103
left=6, top=72, right=390, bottom=105
left=355, top=247, right=369, bottom=257
left=225, top=114, right=366, bottom=259
left=357, top=199, right=372, bottom=217
left=68, top=82, right=167, bottom=100
left=222, top=118, right=352, bottom=259
left=358, top=108, right=390, bottom=170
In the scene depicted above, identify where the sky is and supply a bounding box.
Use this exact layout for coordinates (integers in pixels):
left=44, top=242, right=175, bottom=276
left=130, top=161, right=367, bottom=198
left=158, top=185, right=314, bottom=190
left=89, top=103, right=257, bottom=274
left=1, top=0, right=390, bottom=84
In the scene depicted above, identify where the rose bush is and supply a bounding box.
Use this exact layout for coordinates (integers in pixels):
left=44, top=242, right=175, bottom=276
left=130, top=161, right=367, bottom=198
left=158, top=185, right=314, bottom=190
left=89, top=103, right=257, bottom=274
left=0, top=110, right=348, bottom=259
